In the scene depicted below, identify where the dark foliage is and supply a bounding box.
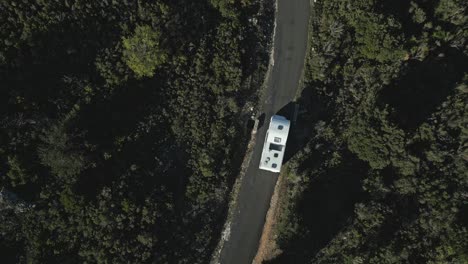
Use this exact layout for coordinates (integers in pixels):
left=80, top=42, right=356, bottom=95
left=0, top=0, right=274, bottom=263
left=272, top=0, right=467, bottom=263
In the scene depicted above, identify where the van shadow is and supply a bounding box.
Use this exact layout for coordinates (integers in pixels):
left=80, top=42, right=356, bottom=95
left=378, top=47, right=467, bottom=131
left=256, top=101, right=304, bottom=166
left=264, top=84, right=327, bottom=166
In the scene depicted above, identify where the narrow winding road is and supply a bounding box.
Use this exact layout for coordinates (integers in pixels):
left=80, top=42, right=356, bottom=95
left=217, top=1, right=310, bottom=263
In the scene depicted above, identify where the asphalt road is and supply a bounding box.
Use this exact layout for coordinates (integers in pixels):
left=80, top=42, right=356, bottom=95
left=217, top=1, right=310, bottom=263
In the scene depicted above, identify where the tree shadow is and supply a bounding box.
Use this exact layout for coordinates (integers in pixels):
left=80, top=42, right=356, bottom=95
left=376, top=0, right=422, bottom=38
left=0, top=239, right=23, bottom=264
left=71, top=76, right=189, bottom=200
left=379, top=48, right=467, bottom=131
left=260, top=79, right=369, bottom=263
left=266, top=151, right=367, bottom=263
left=258, top=112, right=267, bottom=129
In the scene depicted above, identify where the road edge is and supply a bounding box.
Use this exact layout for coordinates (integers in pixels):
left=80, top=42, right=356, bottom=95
left=253, top=1, right=314, bottom=262
left=294, top=0, right=315, bottom=100
left=209, top=1, right=279, bottom=263
left=252, top=167, right=286, bottom=263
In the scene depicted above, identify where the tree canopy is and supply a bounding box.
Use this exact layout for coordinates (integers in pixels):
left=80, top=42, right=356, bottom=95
left=272, top=0, right=468, bottom=263
left=122, top=25, right=168, bottom=78
left=0, top=0, right=275, bottom=263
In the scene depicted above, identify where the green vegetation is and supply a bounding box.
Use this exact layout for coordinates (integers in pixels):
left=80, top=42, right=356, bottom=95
left=122, top=25, right=168, bottom=78
left=0, top=0, right=274, bottom=263
left=272, top=0, right=467, bottom=263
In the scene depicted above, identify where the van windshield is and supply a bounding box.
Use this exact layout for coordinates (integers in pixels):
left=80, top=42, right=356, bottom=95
left=269, top=143, right=283, bottom=152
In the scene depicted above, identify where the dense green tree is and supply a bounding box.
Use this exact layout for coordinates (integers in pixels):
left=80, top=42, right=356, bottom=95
left=273, top=0, right=467, bottom=263
left=122, top=25, right=168, bottom=78
left=0, top=0, right=274, bottom=262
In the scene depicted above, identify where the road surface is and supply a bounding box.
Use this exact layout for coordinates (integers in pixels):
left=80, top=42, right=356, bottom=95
left=217, top=0, right=310, bottom=263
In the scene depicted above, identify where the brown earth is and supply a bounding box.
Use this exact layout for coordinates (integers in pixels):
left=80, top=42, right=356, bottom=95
left=252, top=169, right=287, bottom=264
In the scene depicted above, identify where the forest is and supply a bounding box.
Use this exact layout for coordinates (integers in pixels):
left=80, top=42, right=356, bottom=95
left=0, top=0, right=274, bottom=263
left=271, top=0, right=467, bottom=263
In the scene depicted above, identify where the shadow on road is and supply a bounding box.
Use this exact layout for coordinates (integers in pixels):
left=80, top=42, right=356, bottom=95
left=256, top=85, right=329, bottom=166
left=256, top=101, right=308, bottom=166
left=258, top=112, right=266, bottom=130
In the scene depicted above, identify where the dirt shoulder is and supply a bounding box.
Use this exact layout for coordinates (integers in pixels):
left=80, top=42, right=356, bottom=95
left=252, top=167, right=288, bottom=263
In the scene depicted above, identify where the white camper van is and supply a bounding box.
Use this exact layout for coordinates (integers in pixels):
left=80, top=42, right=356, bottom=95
left=259, top=115, right=290, bottom=173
